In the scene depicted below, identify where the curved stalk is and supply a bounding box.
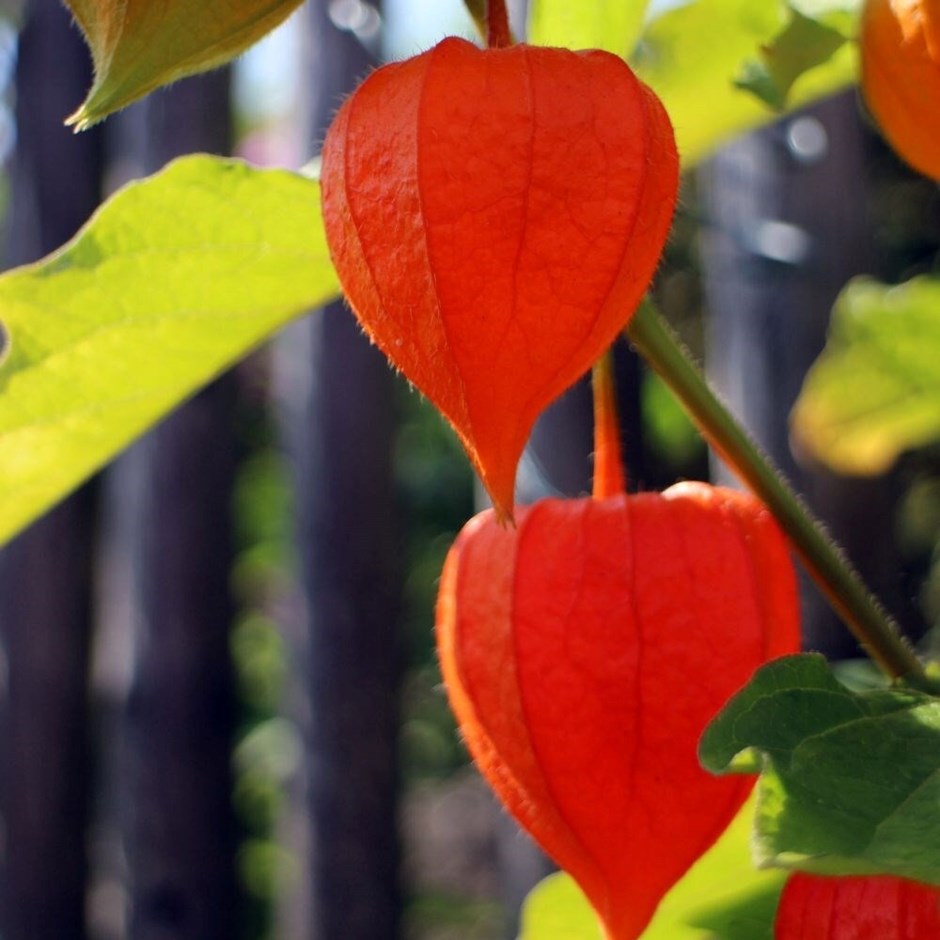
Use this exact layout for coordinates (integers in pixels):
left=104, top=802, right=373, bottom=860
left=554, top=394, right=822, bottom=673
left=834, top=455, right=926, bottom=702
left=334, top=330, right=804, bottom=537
left=626, top=298, right=924, bottom=681
left=591, top=349, right=626, bottom=499
left=486, top=0, right=513, bottom=47
left=464, top=0, right=515, bottom=47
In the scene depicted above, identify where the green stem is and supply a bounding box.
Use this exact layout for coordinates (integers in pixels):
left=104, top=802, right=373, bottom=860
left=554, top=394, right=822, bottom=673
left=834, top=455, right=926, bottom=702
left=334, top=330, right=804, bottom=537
left=626, top=298, right=924, bottom=681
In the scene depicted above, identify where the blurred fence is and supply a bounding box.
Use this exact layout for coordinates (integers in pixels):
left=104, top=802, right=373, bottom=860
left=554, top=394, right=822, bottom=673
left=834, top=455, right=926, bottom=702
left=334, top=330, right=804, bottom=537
left=0, top=2, right=934, bottom=940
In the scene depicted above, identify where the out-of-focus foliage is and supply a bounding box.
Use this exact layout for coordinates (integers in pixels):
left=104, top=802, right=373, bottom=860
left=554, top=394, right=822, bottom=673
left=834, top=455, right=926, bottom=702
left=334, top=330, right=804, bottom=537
left=635, top=0, right=857, bottom=165
left=0, top=156, right=340, bottom=547
left=64, top=0, right=305, bottom=127
left=527, top=0, right=859, bottom=166
left=792, top=276, right=940, bottom=476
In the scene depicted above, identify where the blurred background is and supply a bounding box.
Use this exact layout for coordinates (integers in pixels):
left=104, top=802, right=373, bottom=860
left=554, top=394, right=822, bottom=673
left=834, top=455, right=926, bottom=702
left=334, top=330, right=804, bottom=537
left=0, top=0, right=938, bottom=938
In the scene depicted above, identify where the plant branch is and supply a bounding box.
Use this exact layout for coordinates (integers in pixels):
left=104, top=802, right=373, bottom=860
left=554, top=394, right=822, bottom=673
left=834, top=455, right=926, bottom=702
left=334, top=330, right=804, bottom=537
left=626, top=298, right=924, bottom=681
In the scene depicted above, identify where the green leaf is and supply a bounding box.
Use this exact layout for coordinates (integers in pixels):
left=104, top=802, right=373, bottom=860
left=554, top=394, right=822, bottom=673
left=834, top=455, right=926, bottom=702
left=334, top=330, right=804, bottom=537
left=700, top=654, right=940, bottom=886
left=634, top=0, right=858, bottom=166
left=791, top=276, right=940, bottom=475
left=64, top=0, right=305, bottom=129
left=788, top=0, right=861, bottom=35
left=0, top=155, right=341, bottom=547
left=519, top=796, right=786, bottom=940
left=735, top=8, right=848, bottom=110
left=528, top=0, right=650, bottom=58
left=518, top=873, right=599, bottom=940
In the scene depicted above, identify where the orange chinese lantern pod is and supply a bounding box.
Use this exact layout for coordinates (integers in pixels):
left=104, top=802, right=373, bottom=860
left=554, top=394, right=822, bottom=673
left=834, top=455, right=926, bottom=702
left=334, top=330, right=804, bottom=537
left=775, top=873, right=940, bottom=939
left=860, top=0, right=940, bottom=179
left=435, top=481, right=800, bottom=939
left=320, top=37, right=678, bottom=520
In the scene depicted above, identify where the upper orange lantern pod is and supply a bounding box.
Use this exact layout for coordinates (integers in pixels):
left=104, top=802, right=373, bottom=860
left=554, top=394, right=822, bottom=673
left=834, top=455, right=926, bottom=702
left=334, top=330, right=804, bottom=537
left=775, top=873, right=940, bottom=939
left=320, top=36, right=679, bottom=520
left=860, top=0, right=940, bottom=180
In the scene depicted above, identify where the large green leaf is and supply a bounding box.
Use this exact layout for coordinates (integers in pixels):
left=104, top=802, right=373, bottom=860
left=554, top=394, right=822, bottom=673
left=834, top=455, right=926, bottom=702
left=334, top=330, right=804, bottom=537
left=700, top=654, right=940, bottom=886
left=527, top=0, right=650, bottom=59
left=735, top=8, right=848, bottom=110
left=519, top=796, right=786, bottom=939
left=0, top=155, right=340, bottom=547
left=635, top=0, right=859, bottom=166
left=791, top=276, right=940, bottom=475
left=64, top=0, right=305, bottom=129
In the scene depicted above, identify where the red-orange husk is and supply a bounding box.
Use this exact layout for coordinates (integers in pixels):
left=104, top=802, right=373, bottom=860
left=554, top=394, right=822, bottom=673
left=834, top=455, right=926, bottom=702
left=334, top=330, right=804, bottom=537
left=320, top=38, right=678, bottom=521
left=437, top=482, right=801, bottom=938
left=861, top=0, right=940, bottom=180
left=775, top=872, right=940, bottom=939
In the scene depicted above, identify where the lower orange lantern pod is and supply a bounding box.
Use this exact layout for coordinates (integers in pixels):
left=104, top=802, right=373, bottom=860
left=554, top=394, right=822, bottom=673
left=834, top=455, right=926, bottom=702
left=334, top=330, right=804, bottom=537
left=435, top=355, right=801, bottom=939
left=775, top=873, right=940, bottom=939
left=860, top=0, right=940, bottom=180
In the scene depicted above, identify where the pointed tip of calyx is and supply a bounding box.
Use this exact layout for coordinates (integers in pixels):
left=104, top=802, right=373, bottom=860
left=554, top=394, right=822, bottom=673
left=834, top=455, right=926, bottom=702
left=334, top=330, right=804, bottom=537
left=483, top=477, right=516, bottom=528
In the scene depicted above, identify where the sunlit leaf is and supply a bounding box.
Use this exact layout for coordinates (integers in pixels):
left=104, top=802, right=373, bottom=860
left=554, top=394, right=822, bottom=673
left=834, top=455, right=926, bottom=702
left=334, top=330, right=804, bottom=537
left=63, top=0, right=305, bottom=128
left=701, top=654, right=940, bottom=886
left=635, top=0, right=859, bottom=166
left=735, top=8, right=848, bottom=110
left=0, top=155, right=340, bottom=546
left=519, top=795, right=786, bottom=940
left=789, top=0, right=861, bottom=32
left=527, top=0, right=650, bottom=58
left=791, top=276, right=940, bottom=475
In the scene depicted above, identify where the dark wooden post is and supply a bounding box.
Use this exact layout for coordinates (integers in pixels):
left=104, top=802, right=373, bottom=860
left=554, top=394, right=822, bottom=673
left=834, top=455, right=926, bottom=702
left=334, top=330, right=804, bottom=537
left=108, top=73, right=241, bottom=940
left=0, top=0, right=105, bottom=936
left=699, top=93, right=911, bottom=655
left=276, top=3, right=403, bottom=937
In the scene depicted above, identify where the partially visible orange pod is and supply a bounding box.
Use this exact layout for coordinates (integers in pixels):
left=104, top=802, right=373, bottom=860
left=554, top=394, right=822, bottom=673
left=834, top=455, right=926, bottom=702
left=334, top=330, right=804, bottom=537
left=320, top=37, right=678, bottom=520
left=775, top=873, right=940, bottom=939
left=436, top=482, right=800, bottom=940
left=861, top=0, right=940, bottom=179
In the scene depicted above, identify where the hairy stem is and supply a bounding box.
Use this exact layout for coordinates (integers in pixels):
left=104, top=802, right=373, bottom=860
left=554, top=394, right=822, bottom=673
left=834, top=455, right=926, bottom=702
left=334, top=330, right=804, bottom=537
left=487, top=0, right=513, bottom=47
left=465, top=0, right=513, bottom=47
left=592, top=349, right=626, bottom=499
left=626, top=298, right=924, bottom=681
